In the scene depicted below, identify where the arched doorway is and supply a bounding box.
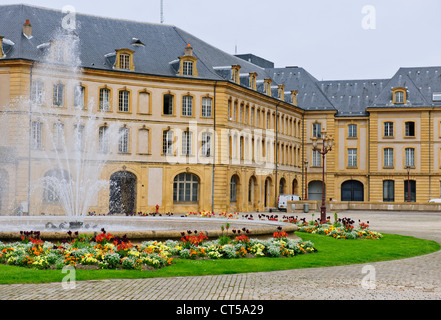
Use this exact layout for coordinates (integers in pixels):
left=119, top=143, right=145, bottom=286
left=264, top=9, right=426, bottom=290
left=292, top=178, right=299, bottom=195
left=308, top=180, right=324, bottom=201
left=341, top=180, right=364, bottom=201
left=264, top=177, right=272, bottom=207
left=248, top=176, right=258, bottom=209
left=279, top=177, right=286, bottom=195
left=109, top=171, right=137, bottom=214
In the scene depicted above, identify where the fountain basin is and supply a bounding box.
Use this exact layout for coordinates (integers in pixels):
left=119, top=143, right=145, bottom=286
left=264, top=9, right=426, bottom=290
left=0, top=216, right=298, bottom=242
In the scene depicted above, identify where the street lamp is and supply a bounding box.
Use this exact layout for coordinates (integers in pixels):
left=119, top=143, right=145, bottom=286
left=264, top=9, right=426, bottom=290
left=405, top=164, right=412, bottom=202
left=312, top=129, right=334, bottom=223
left=304, top=160, right=309, bottom=200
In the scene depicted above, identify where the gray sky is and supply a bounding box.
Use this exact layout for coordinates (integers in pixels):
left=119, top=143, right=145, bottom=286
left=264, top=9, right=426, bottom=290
left=2, top=0, right=441, bottom=80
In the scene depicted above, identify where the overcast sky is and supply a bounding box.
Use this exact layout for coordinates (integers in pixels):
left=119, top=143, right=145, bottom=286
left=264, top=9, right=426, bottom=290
left=2, top=0, right=441, bottom=80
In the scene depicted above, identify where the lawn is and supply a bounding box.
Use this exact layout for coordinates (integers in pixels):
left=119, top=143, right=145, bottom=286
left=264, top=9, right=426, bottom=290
left=0, top=232, right=439, bottom=285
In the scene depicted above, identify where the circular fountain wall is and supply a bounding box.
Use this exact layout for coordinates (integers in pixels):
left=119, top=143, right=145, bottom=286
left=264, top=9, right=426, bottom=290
left=0, top=216, right=297, bottom=242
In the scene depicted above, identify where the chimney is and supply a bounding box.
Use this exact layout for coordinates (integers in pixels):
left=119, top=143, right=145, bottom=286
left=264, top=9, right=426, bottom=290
left=23, top=19, right=32, bottom=39
left=184, top=43, right=193, bottom=56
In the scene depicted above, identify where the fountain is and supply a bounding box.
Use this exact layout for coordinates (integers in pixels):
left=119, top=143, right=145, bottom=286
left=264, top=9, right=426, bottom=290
left=0, top=13, right=298, bottom=242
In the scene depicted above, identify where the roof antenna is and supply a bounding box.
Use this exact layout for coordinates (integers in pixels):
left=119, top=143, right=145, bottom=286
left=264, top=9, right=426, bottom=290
left=160, top=0, right=164, bottom=23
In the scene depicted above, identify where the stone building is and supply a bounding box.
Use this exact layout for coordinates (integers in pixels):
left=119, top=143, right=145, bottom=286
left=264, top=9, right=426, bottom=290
left=1, top=4, right=441, bottom=215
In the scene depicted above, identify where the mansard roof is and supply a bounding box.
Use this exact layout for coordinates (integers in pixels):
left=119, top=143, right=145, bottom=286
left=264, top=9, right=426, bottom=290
left=1, top=4, right=441, bottom=115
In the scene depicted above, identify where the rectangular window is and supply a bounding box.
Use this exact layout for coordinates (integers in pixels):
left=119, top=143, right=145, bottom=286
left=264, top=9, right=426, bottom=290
left=53, top=84, right=64, bottom=107
left=53, top=122, right=64, bottom=150
left=163, top=94, right=174, bottom=115
left=348, top=148, right=357, bottom=167
left=384, top=122, right=394, bottom=137
left=183, top=61, right=193, bottom=76
left=73, top=125, right=84, bottom=152
left=202, top=97, right=212, bottom=118
left=405, top=122, right=415, bottom=137
left=202, top=132, right=211, bottom=157
left=31, top=81, right=44, bottom=105
left=163, top=130, right=173, bottom=155
left=74, top=86, right=85, bottom=109
left=312, top=149, right=321, bottom=167
left=118, top=127, right=129, bottom=153
left=182, top=95, right=193, bottom=116
left=395, top=91, right=404, bottom=104
left=384, top=148, right=394, bottom=167
left=99, top=88, right=110, bottom=111
left=383, top=180, right=395, bottom=202
left=405, top=148, right=415, bottom=167
left=119, top=90, right=130, bottom=112
left=31, top=121, right=42, bottom=150
left=99, top=126, right=109, bottom=154
left=433, top=93, right=441, bottom=101
left=348, top=124, right=357, bottom=138
left=119, top=54, right=130, bottom=70
left=182, top=131, right=192, bottom=156
left=312, top=123, right=322, bottom=138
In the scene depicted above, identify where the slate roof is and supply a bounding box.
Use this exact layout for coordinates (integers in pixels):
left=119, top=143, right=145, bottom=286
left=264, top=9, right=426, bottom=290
left=2, top=4, right=441, bottom=115
left=0, top=4, right=270, bottom=82
left=268, top=67, right=336, bottom=112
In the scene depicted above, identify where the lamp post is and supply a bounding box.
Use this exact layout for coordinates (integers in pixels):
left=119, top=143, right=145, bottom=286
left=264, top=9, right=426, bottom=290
left=304, top=160, right=309, bottom=200
left=405, top=164, right=411, bottom=202
left=312, top=129, right=334, bottom=223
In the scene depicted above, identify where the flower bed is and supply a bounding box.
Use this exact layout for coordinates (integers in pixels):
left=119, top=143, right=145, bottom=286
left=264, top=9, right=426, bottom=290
left=296, top=216, right=383, bottom=240
left=0, top=229, right=317, bottom=271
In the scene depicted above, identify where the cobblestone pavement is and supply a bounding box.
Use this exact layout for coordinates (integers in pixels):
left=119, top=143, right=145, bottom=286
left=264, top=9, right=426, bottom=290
left=1, top=211, right=440, bottom=300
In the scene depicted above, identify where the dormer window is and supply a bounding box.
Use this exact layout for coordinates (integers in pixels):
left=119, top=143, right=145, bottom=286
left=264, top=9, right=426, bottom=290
left=120, top=54, right=130, bottom=70
left=392, top=87, right=406, bottom=104
left=264, top=79, right=272, bottom=96
left=278, top=85, right=285, bottom=100
left=249, top=73, right=257, bottom=90
left=183, top=61, right=193, bottom=76
left=115, top=49, right=135, bottom=71
left=178, top=44, right=198, bottom=77
left=231, top=65, right=241, bottom=84
left=291, top=90, right=298, bottom=106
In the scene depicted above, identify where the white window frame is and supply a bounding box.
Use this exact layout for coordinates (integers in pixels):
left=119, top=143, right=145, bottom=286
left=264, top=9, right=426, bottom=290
left=384, top=122, right=394, bottom=137
left=405, top=148, right=415, bottom=167
left=118, top=127, right=130, bottom=153
left=348, top=148, right=357, bottom=167
left=312, top=149, right=321, bottom=167
left=202, top=132, right=212, bottom=157
left=348, top=124, right=357, bottom=138
left=182, top=131, right=192, bottom=156
left=99, top=88, right=110, bottom=111
left=119, top=54, right=130, bottom=70
left=183, top=61, right=193, bottom=76
left=182, top=95, right=193, bottom=117
left=202, top=97, right=212, bottom=118
left=163, top=130, right=174, bottom=155
left=119, top=90, right=130, bottom=112
left=384, top=148, right=394, bottom=167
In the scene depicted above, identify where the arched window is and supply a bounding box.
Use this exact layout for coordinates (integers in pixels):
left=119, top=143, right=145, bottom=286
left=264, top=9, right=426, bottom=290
left=230, top=175, right=239, bottom=202
left=173, top=173, right=199, bottom=202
